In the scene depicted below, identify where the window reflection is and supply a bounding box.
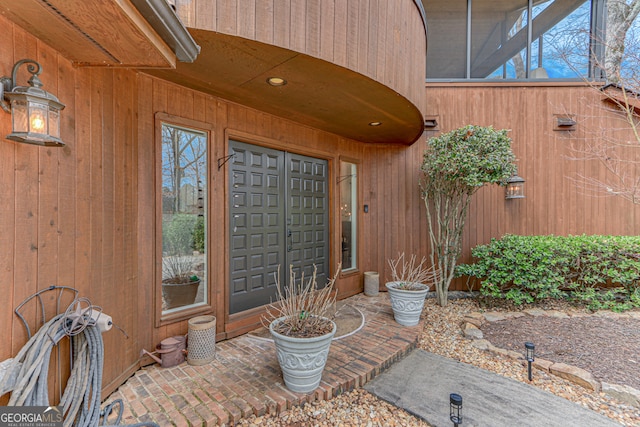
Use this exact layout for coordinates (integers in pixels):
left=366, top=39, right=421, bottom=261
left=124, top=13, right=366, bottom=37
left=472, top=0, right=528, bottom=78
left=161, top=123, right=208, bottom=313
left=532, top=0, right=591, bottom=78
left=426, top=0, right=597, bottom=80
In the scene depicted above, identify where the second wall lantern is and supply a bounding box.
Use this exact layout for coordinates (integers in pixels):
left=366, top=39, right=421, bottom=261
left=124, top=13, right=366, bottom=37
left=505, top=174, right=526, bottom=199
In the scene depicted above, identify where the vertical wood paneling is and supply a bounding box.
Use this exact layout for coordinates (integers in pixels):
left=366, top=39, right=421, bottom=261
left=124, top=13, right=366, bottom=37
left=0, top=24, right=15, bottom=370
left=306, top=0, right=321, bottom=57
left=237, top=0, right=256, bottom=39
left=290, top=0, right=306, bottom=52
left=346, top=0, right=359, bottom=70
left=332, top=0, right=347, bottom=67
left=319, top=0, right=334, bottom=61
left=357, top=0, right=369, bottom=74
left=273, top=0, right=291, bottom=48
left=194, top=0, right=215, bottom=31
left=11, top=26, right=39, bottom=356
left=217, top=0, right=237, bottom=34
left=74, top=66, right=93, bottom=323
left=255, top=0, right=275, bottom=44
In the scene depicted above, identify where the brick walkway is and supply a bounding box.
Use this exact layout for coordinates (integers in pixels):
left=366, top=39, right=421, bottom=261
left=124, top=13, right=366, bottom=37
left=104, top=293, right=422, bottom=426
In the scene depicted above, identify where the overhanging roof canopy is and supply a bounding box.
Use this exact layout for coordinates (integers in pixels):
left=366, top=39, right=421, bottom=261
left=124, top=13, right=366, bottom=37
left=147, top=30, right=425, bottom=145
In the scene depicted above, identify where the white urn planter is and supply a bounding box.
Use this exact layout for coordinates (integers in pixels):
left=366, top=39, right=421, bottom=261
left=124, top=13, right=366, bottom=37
left=269, top=316, right=337, bottom=393
left=385, top=281, right=430, bottom=326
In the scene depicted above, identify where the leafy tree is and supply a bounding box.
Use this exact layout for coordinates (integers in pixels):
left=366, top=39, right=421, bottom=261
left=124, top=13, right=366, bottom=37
left=420, top=125, right=517, bottom=306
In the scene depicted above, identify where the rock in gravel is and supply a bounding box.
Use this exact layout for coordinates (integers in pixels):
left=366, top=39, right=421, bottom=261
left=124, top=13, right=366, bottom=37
left=523, top=308, right=547, bottom=317
left=463, top=322, right=484, bottom=339
left=602, top=382, right=640, bottom=408
left=463, top=312, right=485, bottom=327
left=550, top=362, right=601, bottom=392
left=533, top=358, right=554, bottom=372
left=483, top=311, right=508, bottom=322
left=471, top=339, right=493, bottom=351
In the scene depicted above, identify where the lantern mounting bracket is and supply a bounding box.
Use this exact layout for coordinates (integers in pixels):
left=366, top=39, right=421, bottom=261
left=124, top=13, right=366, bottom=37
left=0, top=76, right=11, bottom=113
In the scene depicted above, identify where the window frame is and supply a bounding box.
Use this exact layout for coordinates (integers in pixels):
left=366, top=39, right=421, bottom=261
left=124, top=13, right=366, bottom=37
left=155, top=113, right=215, bottom=326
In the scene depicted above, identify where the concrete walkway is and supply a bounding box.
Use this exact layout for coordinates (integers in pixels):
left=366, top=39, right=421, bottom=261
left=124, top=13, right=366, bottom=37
left=364, top=349, right=621, bottom=427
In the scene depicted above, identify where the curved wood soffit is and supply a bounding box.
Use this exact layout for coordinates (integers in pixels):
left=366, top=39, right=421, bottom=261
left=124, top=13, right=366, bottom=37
left=153, top=0, right=427, bottom=145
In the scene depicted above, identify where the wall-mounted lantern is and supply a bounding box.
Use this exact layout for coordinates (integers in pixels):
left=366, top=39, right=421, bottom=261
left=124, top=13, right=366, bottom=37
left=0, top=59, right=65, bottom=146
left=505, top=174, right=525, bottom=199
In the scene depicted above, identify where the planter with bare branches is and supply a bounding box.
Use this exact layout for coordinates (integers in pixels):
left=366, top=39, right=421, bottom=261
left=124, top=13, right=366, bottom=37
left=385, top=253, right=438, bottom=326
left=264, top=265, right=340, bottom=393
left=162, top=255, right=200, bottom=309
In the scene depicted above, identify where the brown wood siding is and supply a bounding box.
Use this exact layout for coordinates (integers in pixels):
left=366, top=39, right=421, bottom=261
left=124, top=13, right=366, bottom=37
left=0, top=16, right=140, bottom=401
left=177, top=0, right=427, bottom=115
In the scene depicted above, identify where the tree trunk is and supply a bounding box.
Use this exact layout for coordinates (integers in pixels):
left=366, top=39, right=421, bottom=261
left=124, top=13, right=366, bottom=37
left=605, top=0, right=640, bottom=83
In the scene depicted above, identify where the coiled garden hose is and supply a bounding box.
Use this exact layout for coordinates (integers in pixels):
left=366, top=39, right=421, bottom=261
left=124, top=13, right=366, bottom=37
left=0, top=302, right=159, bottom=427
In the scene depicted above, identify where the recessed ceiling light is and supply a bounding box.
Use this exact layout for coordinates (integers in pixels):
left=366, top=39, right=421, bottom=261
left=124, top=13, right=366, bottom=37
left=369, top=121, right=382, bottom=126
left=267, top=77, right=287, bottom=86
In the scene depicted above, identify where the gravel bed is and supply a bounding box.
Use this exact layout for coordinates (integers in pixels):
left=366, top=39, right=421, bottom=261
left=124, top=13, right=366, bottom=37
left=238, top=298, right=640, bottom=427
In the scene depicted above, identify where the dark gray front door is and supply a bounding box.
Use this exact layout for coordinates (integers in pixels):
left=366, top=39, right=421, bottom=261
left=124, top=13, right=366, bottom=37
left=229, top=141, right=329, bottom=314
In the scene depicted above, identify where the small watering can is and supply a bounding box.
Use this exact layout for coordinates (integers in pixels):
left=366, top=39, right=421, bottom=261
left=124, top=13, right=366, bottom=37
left=141, top=335, right=186, bottom=368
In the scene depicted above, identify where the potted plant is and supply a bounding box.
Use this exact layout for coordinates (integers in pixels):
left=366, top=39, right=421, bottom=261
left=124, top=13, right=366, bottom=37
left=162, top=254, right=200, bottom=309
left=385, top=253, right=438, bottom=326
left=263, top=264, right=340, bottom=393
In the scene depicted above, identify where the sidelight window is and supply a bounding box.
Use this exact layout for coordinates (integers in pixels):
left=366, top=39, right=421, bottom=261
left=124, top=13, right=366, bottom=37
left=160, top=121, right=208, bottom=315
left=339, top=161, right=358, bottom=271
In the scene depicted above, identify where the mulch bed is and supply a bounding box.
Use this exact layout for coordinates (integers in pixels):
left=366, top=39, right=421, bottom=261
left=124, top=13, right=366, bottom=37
left=480, top=313, right=640, bottom=391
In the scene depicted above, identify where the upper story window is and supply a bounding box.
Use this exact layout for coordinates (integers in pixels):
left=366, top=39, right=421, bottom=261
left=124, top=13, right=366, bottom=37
left=425, top=0, right=604, bottom=80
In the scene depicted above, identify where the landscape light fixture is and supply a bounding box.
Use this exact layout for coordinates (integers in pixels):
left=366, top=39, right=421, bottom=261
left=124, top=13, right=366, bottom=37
left=1, top=59, right=65, bottom=146
left=450, top=393, right=462, bottom=427
left=505, top=174, right=525, bottom=199
left=525, top=342, right=535, bottom=381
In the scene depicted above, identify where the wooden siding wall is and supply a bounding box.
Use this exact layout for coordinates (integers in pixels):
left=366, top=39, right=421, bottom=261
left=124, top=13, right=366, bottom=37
left=0, top=16, right=140, bottom=401
left=175, top=0, right=427, bottom=114
left=361, top=83, right=640, bottom=289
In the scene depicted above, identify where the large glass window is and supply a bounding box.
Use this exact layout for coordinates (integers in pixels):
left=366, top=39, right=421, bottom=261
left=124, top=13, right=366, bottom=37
left=425, top=0, right=602, bottom=80
left=339, top=161, right=357, bottom=271
left=160, top=122, right=208, bottom=314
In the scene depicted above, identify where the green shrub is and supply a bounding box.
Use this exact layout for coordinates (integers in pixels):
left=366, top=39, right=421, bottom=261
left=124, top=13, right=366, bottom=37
left=163, top=214, right=198, bottom=255
left=456, top=234, right=640, bottom=311
left=192, top=216, right=205, bottom=253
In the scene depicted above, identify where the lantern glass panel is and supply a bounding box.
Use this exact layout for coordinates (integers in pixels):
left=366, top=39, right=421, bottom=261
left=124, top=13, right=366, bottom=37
left=11, top=99, right=28, bottom=133
left=48, top=108, right=60, bottom=138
